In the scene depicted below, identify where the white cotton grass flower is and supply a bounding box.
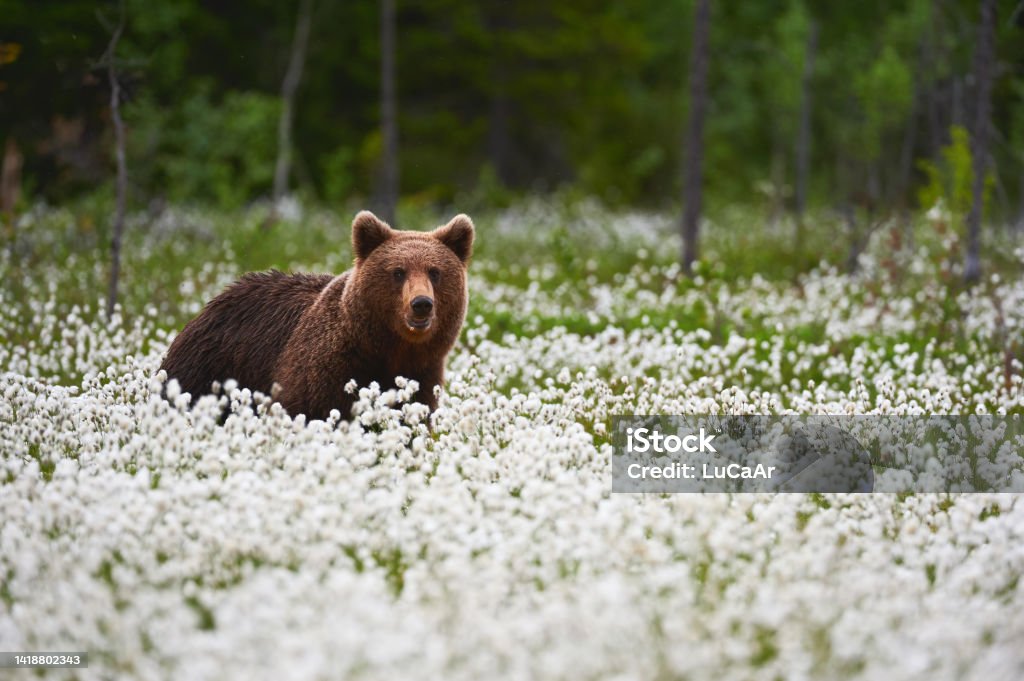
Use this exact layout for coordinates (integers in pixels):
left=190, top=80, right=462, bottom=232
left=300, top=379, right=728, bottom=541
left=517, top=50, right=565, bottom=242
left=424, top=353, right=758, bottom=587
left=1, top=202, right=1023, bottom=679
left=273, top=195, right=304, bottom=223
left=925, top=199, right=950, bottom=223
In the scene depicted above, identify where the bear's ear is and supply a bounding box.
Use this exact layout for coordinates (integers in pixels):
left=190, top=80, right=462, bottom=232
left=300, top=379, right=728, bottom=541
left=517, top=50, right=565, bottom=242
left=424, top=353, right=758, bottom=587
left=352, top=211, right=393, bottom=261
left=434, top=214, right=474, bottom=263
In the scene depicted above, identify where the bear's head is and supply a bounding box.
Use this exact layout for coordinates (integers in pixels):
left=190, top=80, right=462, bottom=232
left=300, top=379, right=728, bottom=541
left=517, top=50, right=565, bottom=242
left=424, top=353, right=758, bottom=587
left=348, top=210, right=474, bottom=346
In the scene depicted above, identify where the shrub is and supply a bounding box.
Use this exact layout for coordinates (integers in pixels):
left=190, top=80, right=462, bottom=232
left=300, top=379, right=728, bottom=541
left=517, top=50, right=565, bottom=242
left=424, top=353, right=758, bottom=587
left=128, top=87, right=280, bottom=208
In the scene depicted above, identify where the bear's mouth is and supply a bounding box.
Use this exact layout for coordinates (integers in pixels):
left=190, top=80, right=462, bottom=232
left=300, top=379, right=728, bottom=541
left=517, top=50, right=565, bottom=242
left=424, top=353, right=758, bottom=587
left=405, top=316, right=433, bottom=331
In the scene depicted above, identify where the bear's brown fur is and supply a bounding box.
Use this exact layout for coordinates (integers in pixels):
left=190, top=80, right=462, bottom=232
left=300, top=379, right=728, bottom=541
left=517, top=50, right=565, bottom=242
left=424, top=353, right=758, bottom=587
left=160, top=210, right=474, bottom=420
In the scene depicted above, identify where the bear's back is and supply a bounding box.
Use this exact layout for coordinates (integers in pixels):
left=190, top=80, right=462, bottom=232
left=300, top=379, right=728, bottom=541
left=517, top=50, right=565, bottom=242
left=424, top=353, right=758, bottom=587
left=161, top=270, right=338, bottom=403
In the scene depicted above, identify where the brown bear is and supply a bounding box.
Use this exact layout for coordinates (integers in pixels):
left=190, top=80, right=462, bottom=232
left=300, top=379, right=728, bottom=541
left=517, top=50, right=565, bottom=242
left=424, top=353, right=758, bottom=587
left=159, top=210, right=474, bottom=421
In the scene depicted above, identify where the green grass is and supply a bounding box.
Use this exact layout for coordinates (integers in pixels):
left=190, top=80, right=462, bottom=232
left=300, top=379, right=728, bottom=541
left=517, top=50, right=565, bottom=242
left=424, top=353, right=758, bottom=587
left=3, top=195, right=1022, bottom=400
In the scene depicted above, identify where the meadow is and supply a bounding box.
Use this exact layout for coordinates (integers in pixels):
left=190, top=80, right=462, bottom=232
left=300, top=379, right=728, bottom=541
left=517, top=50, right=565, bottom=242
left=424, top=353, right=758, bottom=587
left=2, top=198, right=1023, bottom=680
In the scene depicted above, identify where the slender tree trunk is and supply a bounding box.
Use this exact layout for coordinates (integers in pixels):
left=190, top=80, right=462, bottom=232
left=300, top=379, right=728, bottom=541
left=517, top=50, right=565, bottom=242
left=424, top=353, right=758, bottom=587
left=925, top=82, right=942, bottom=159
left=834, top=149, right=855, bottom=270
left=793, top=19, right=818, bottom=222
left=951, top=77, right=963, bottom=130
left=487, top=56, right=513, bottom=187
left=488, top=89, right=512, bottom=185
left=897, top=104, right=917, bottom=210
left=899, top=31, right=931, bottom=218
left=1017, top=170, right=1024, bottom=233
left=680, top=0, right=710, bottom=275
left=105, top=4, right=127, bottom=319
left=272, top=0, right=314, bottom=205
left=964, top=0, right=996, bottom=284
left=378, top=0, right=399, bottom=226
left=1, top=137, right=22, bottom=249
left=897, top=102, right=918, bottom=246
left=923, top=0, right=943, bottom=159
left=486, top=6, right=514, bottom=187
left=768, top=139, right=785, bottom=232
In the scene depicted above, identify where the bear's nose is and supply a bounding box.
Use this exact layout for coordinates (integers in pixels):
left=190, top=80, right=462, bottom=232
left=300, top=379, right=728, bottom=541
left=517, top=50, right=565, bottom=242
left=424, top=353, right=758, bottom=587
left=411, top=296, right=433, bottom=317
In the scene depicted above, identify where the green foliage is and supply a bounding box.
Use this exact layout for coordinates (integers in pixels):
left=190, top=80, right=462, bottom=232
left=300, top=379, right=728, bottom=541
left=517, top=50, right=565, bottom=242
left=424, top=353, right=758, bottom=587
left=459, top=164, right=516, bottom=212
left=766, top=1, right=812, bottom=134
left=1010, top=81, right=1024, bottom=165
left=130, top=88, right=280, bottom=208
left=6, top=196, right=1023, bottom=401
left=916, top=125, right=993, bottom=220
left=853, top=46, right=913, bottom=162
left=320, top=145, right=356, bottom=205
left=4, top=0, right=1024, bottom=213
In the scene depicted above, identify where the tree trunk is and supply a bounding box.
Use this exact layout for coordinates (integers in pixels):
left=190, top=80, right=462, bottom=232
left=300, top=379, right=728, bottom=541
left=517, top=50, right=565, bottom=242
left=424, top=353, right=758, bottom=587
left=964, top=0, right=996, bottom=284
left=272, top=0, right=314, bottom=205
left=1, top=137, right=22, bottom=247
left=488, top=90, right=512, bottom=185
left=897, top=103, right=917, bottom=213
left=105, top=4, right=127, bottom=319
left=923, top=1, right=943, bottom=159
left=378, top=0, right=399, bottom=226
left=951, top=77, right=963, bottom=130
left=768, top=140, right=785, bottom=233
left=1017, top=170, right=1024, bottom=234
left=486, top=6, right=514, bottom=187
left=898, top=30, right=931, bottom=218
left=924, top=82, right=942, bottom=159
left=680, top=0, right=710, bottom=275
left=793, top=19, right=818, bottom=221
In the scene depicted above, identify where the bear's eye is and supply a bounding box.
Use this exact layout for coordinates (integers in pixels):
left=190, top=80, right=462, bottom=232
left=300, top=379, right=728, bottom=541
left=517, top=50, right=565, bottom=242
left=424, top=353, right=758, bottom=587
left=392, top=268, right=406, bottom=283
left=428, top=267, right=441, bottom=284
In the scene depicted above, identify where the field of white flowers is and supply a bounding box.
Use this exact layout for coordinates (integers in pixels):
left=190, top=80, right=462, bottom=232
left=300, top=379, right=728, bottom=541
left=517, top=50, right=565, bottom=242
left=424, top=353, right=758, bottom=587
left=2, top=200, right=1024, bottom=680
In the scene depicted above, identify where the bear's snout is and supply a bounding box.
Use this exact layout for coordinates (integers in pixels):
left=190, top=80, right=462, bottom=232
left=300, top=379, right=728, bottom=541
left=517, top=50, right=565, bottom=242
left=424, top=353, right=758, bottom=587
left=411, top=296, right=434, bottom=318
left=401, top=270, right=436, bottom=335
